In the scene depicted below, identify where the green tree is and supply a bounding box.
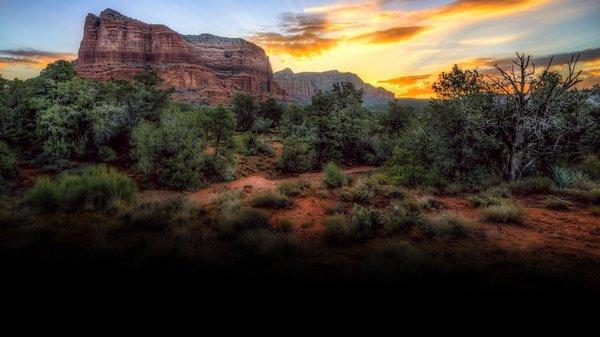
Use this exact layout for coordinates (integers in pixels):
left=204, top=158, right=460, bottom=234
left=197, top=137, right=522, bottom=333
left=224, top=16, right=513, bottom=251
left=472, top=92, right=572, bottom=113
left=231, top=93, right=256, bottom=131
left=207, top=105, right=235, bottom=157
left=257, top=97, right=284, bottom=126
left=40, top=60, right=75, bottom=83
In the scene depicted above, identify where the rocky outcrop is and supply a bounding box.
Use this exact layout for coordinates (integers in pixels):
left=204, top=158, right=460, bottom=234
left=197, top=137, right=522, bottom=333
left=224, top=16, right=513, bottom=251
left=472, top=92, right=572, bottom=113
left=75, top=9, right=285, bottom=105
left=273, top=68, right=394, bottom=106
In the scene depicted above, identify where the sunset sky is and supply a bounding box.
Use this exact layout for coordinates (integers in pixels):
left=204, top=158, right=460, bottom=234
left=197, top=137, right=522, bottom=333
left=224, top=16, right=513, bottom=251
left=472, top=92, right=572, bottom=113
left=1, top=0, right=599, bottom=98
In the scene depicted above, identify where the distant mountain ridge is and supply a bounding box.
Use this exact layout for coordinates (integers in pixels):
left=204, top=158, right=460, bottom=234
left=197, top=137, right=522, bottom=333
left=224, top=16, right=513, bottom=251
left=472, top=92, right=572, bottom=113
left=273, top=68, right=395, bottom=106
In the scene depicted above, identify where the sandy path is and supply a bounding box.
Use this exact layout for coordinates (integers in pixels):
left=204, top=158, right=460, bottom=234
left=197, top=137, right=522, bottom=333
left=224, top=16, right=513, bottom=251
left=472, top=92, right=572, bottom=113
left=138, top=165, right=378, bottom=205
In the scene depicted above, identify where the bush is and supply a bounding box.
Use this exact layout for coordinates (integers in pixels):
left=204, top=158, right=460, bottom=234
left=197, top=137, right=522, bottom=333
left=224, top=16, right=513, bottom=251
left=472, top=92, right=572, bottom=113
left=239, top=229, right=302, bottom=261
left=217, top=207, right=270, bottom=237
left=324, top=204, right=384, bottom=245
left=580, top=155, right=600, bottom=180
left=276, top=181, right=311, bottom=197
left=425, top=213, right=474, bottom=238
left=466, top=195, right=502, bottom=208
left=240, top=132, right=275, bottom=156
left=215, top=190, right=245, bottom=206
left=557, top=188, right=600, bottom=205
left=24, top=165, right=137, bottom=212
left=383, top=199, right=425, bottom=234
left=251, top=191, right=293, bottom=208
left=322, top=162, right=347, bottom=188
left=485, top=186, right=511, bottom=198
left=418, top=197, right=445, bottom=211
left=0, top=141, right=16, bottom=178
left=482, top=204, right=525, bottom=224
left=131, top=108, right=207, bottom=189
left=509, top=177, right=553, bottom=195
left=339, top=184, right=374, bottom=204
left=543, top=197, right=572, bottom=210
left=277, top=134, right=318, bottom=172
left=324, top=214, right=352, bottom=245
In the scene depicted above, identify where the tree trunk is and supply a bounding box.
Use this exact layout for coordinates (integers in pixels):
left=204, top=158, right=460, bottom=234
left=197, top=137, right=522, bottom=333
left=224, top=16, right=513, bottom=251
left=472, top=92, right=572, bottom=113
left=506, top=149, right=523, bottom=181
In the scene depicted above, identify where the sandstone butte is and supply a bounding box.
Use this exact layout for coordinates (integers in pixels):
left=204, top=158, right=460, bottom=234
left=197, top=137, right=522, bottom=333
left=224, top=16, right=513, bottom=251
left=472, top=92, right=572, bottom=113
left=75, top=8, right=286, bottom=105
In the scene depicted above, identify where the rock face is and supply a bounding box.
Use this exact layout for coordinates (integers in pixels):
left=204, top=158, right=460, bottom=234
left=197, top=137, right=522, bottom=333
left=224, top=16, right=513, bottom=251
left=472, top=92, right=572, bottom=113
left=75, top=9, right=285, bottom=105
left=273, top=68, right=395, bottom=106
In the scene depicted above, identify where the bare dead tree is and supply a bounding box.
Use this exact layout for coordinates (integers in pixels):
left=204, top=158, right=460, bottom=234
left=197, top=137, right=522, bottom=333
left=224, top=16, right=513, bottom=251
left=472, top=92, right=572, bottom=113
left=485, top=53, right=582, bottom=180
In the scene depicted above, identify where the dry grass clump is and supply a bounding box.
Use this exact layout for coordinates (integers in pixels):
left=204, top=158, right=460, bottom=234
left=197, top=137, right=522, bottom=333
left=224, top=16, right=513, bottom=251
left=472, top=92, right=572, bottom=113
left=424, top=213, right=474, bottom=238
left=543, top=197, right=573, bottom=210
left=482, top=203, right=526, bottom=225
left=251, top=190, right=293, bottom=208
left=276, top=181, right=311, bottom=197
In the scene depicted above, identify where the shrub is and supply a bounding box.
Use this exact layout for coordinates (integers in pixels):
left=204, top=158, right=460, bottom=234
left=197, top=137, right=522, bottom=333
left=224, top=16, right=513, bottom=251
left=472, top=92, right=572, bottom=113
left=557, top=187, right=600, bottom=205
left=131, top=108, right=207, bottom=189
left=217, top=207, right=270, bottom=237
left=591, top=206, right=600, bottom=216
left=251, top=191, right=292, bottom=208
left=325, top=204, right=384, bottom=245
left=326, top=202, right=349, bottom=215
left=277, top=181, right=311, bottom=197
left=482, top=204, right=525, bottom=224
left=466, top=195, right=502, bottom=208
left=240, top=132, right=275, bottom=156
left=120, top=197, right=200, bottom=232
left=0, top=141, right=16, bottom=178
left=383, top=200, right=425, bottom=234
left=322, top=162, right=347, bottom=188
left=277, top=134, right=318, bottom=172
left=363, top=241, right=428, bottom=280
left=215, top=190, right=245, bottom=206
left=22, top=176, right=56, bottom=212
left=339, top=184, right=374, bottom=204
left=580, top=155, right=600, bottom=180
left=425, top=213, right=474, bottom=238
left=324, top=214, right=352, bottom=245
left=24, top=165, right=137, bottom=212
left=543, top=197, right=572, bottom=210
left=485, top=186, right=511, bottom=198
left=509, top=177, right=553, bottom=195
left=418, top=197, right=445, bottom=211
left=239, top=229, right=302, bottom=261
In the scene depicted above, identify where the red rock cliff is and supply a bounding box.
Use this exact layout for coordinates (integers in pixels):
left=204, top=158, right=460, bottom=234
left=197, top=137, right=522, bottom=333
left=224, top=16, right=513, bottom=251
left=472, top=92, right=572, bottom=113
left=75, top=9, right=285, bottom=104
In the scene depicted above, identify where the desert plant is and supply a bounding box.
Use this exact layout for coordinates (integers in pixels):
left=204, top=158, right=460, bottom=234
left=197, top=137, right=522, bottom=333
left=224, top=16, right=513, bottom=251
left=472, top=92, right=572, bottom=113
left=0, top=141, right=16, bottom=178
left=466, top=195, right=502, bottom=208
left=322, top=162, right=347, bottom=188
left=23, top=165, right=137, bottom=212
left=425, top=213, right=474, bottom=238
left=418, top=197, right=446, bottom=211
left=552, top=166, right=573, bottom=189
left=239, top=229, right=302, bottom=261
left=580, top=155, right=600, bottom=180
left=240, top=132, right=275, bottom=156
left=543, top=197, right=573, bottom=210
left=217, top=207, right=270, bottom=237
left=251, top=191, right=292, bottom=208
left=482, top=203, right=525, bottom=224
left=277, top=181, right=311, bottom=197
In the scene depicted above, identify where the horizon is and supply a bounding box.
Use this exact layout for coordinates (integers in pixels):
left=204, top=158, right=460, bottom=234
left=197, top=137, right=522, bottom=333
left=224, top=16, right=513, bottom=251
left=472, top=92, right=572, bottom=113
left=1, top=0, right=599, bottom=98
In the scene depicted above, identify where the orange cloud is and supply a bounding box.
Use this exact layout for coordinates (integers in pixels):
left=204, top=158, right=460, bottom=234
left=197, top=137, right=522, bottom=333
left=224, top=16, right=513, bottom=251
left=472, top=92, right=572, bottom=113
left=250, top=32, right=339, bottom=57
left=351, top=25, right=429, bottom=44
left=379, top=74, right=431, bottom=86
left=0, top=49, right=76, bottom=71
